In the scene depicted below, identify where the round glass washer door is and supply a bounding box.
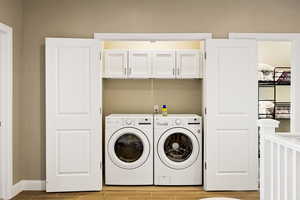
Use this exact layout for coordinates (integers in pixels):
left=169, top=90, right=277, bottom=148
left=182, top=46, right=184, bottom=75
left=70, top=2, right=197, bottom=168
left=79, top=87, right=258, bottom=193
left=157, top=127, right=199, bottom=170
left=108, top=127, right=150, bottom=169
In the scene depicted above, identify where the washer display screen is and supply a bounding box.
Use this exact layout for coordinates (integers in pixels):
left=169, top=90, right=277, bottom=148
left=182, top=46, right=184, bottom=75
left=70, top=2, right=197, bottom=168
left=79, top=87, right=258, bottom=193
left=114, top=133, right=144, bottom=163
left=164, top=133, right=193, bottom=162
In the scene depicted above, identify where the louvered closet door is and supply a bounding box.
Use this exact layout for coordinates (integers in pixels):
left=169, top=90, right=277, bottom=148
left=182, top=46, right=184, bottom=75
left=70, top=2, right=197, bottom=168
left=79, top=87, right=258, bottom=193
left=46, top=38, right=102, bottom=192
left=204, top=39, right=258, bottom=191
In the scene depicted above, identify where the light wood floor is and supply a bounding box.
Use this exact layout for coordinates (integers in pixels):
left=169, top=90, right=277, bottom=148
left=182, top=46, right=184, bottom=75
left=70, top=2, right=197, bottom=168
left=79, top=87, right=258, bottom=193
left=13, top=186, right=259, bottom=200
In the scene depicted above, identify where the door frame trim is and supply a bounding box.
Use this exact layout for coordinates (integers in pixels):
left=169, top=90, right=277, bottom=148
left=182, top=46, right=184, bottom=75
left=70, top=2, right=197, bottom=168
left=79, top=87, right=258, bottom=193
left=94, top=33, right=212, bottom=41
left=229, top=33, right=300, bottom=134
left=0, top=23, right=13, bottom=200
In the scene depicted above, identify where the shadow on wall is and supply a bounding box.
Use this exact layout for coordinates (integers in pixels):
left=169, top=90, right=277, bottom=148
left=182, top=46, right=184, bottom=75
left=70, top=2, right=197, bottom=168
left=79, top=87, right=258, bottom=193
left=41, top=44, right=46, bottom=179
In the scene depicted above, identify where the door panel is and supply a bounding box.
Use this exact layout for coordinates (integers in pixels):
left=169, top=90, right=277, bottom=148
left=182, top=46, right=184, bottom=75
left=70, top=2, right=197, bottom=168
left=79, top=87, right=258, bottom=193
left=128, top=50, right=152, bottom=78
left=152, top=50, right=175, bottom=78
left=104, top=50, right=127, bottom=78
left=46, top=38, right=102, bottom=192
left=57, top=47, right=90, bottom=114
left=204, top=39, right=258, bottom=191
left=176, top=50, right=201, bottom=78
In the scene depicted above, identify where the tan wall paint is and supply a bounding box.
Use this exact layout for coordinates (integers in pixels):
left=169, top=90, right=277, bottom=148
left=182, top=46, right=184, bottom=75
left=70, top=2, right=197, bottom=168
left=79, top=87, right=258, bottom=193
left=0, top=0, right=23, bottom=183
left=21, top=0, right=300, bottom=180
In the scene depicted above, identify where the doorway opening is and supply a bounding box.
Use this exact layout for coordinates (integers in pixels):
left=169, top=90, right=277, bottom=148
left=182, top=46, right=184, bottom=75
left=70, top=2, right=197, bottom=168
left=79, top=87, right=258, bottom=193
left=257, top=41, right=292, bottom=132
left=100, top=40, right=205, bottom=186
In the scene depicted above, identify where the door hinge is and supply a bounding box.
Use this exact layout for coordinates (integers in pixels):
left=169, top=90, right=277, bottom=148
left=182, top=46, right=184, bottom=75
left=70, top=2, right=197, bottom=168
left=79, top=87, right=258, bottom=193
left=205, top=107, right=207, bottom=115
left=100, top=53, right=102, bottom=61
left=100, top=162, right=102, bottom=169
left=0, top=121, right=1, bottom=127
left=204, top=162, right=207, bottom=170
left=204, top=52, right=207, bottom=60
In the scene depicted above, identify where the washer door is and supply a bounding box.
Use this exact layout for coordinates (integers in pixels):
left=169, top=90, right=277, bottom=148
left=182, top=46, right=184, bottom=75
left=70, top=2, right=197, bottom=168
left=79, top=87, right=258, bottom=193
left=108, top=127, right=150, bottom=169
left=157, top=127, right=199, bottom=169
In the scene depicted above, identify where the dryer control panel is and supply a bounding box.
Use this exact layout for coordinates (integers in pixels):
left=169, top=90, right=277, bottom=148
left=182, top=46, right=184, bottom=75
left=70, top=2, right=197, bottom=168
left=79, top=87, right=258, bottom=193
left=155, top=115, right=201, bottom=127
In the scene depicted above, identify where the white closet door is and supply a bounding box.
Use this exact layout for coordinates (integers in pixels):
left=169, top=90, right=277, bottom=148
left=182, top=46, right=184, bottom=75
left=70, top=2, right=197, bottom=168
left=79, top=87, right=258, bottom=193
left=204, top=39, right=258, bottom=191
left=104, top=50, right=127, bottom=78
left=152, top=50, right=176, bottom=78
left=46, top=38, right=102, bottom=192
left=128, top=50, right=152, bottom=78
left=176, top=50, right=201, bottom=78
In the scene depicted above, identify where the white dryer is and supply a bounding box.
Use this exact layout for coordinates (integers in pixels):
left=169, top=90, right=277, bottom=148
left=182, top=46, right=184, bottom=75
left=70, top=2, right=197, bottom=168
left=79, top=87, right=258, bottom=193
left=154, top=114, right=202, bottom=185
left=105, top=114, right=153, bottom=185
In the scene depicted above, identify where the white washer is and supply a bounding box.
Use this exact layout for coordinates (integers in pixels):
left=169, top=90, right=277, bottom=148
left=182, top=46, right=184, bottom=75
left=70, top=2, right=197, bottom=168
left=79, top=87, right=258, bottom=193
left=105, top=114, right=153, bottom=185
left=154, top=114, right=202, bottom=185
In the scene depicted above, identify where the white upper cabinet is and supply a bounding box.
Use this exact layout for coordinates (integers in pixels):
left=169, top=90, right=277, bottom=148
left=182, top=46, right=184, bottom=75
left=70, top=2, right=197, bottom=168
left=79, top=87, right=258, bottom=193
left=104, top=50, right=127, bottom=78
left=176, top=50, right=202, bottom=78
left=103, top=49, right=202, bottom=79
left=152, top=50, right=176, bottom=78
left=128, top=50, right=152, bottom=78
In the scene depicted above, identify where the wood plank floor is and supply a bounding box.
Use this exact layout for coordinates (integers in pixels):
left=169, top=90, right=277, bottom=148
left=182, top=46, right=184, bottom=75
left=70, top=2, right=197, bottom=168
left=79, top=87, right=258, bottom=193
left=13, top=186, right=259, bottom=200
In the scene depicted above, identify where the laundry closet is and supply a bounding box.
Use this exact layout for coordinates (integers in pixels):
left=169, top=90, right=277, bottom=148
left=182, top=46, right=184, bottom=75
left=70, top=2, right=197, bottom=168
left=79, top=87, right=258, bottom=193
left=45, top=34, right=259, bottom=193
left=101, top=40, right=204, bottom=186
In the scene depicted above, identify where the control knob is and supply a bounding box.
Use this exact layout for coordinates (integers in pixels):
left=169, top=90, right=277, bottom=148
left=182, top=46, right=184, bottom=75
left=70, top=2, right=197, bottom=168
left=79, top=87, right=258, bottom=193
left=175, top=119, right=181, bottom=125
left=126, top=120, right=132, bottom=125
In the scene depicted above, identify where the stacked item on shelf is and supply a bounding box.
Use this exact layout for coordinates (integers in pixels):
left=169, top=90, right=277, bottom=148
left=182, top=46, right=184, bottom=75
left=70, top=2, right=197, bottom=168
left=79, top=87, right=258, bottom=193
left=259, top=101, right=275, bottom=119
left=275, top=102, right=290, bottom=119
left=258, top=63, right=274, bottom=83
left=275, top=67, right=291, bottom=85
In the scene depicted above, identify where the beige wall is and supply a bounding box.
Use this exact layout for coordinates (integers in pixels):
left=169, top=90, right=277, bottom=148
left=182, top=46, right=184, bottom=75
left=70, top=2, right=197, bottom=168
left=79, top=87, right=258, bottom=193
left=258, top=41, right=292, bottom=67
left=0, top=0, right=23, bottom=183
left=18, top=0, right=300, bottom=180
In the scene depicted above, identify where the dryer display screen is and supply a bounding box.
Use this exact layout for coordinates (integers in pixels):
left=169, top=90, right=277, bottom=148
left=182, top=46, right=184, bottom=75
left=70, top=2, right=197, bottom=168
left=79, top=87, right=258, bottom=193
left=114, top=133, right=144, bottom=163
left=164, top=133, right=193, bottom=162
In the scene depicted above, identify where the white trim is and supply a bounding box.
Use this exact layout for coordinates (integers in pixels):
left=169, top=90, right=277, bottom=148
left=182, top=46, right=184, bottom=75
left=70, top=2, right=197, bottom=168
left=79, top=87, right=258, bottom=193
left=94, top=33, right=212, bottom=41
left=229, top=33, right=300, bottom=40
left=22, top=180, right=46, bottom=191
left=11, top=180, right=46, bottom=197
left=11, top=181, right=23, bottom=198
left=0, top=23, right=13, bottom=200
left=229, top=33, right=300, bottom=135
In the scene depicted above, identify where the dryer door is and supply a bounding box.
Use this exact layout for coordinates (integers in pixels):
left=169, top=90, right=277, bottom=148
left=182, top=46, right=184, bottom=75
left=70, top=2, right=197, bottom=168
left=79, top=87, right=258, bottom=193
left=157, top=127, right=199, bottom=169
left=108, top=127, right=150, bottom=169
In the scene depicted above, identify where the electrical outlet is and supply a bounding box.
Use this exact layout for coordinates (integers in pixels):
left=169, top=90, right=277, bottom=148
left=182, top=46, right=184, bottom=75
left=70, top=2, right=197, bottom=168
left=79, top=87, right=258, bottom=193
left=154, top=105, right=159, bottom=114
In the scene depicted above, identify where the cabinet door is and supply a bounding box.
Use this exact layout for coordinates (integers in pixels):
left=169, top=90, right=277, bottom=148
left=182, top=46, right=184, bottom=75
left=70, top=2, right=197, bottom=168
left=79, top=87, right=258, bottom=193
left=128, top=50, right=152, bottom=78
left=204, top=39, right=257, bottom=191
left=46, top=38, right=102, bottom=192
left=152, top=50, right=176, bottom=78
left=176, top=50, right=202, bottom=79
left=104, top=50, right=127, bottom=78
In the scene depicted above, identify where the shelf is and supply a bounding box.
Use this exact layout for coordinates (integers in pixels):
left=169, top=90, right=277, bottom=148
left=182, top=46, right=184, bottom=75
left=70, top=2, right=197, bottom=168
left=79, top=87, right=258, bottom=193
left=258, top=67, right=291, bottom=120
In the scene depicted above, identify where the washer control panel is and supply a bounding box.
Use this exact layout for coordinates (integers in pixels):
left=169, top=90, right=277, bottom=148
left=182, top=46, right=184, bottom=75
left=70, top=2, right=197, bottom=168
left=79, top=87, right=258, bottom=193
left=121, top=117, right=152, bottom=126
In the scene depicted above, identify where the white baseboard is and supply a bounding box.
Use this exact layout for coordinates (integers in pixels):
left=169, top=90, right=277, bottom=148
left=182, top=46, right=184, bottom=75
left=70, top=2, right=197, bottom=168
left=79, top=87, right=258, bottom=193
left=11, top=180, right=45, bottom=199
left=11, top=181, right=23, bottom=198
left=22, top=180, right=46, bottom=191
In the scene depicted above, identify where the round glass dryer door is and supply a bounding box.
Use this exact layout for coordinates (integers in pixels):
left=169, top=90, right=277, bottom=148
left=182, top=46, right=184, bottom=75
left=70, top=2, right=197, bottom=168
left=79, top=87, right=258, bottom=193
left=108, top=127, right=150, bottom=169
left=158, top=127, right=199, bottom=169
